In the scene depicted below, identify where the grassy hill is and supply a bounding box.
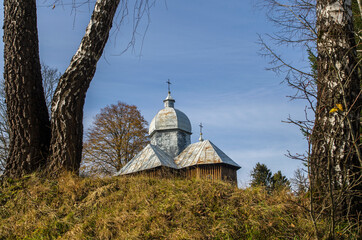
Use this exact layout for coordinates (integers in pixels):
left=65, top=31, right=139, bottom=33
left=0, top=174, right=350, bottom=239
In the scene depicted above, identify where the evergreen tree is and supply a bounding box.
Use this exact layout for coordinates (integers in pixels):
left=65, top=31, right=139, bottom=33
left=271, top=171, right=290, bottom=190
left=250, top=163, right=272, bottom=189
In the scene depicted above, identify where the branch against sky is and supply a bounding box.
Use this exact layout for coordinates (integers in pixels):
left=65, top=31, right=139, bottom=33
left=259, top=0, right=361, bottom=236
left=41, top=64, right=61, bottom=114
left=257, top=0, right=318, bottom=179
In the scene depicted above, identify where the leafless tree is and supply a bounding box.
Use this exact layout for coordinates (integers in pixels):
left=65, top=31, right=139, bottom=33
left=291, top=168, right=309, bottom=195
left=41, top=64, right=61, bottom=114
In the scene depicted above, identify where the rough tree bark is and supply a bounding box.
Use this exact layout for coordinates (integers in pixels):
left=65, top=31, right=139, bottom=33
left=46, top=0, right=120, bottom=175
left=312, top=0, right=361, bottom=218
left=3, top=0, right=122, bottom=177
left=3, top=0, right=51, bottom=177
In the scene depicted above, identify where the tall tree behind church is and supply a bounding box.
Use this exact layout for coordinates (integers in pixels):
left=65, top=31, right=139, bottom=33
left=82, top=102, right=149, bottom=176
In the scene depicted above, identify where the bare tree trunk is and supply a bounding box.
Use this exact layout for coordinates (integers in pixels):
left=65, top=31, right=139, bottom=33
left=312, top=0, right=361, bottom=220
left=46, top=0, right=120, bottom=175
left=3, top=0, right=51, bottom=177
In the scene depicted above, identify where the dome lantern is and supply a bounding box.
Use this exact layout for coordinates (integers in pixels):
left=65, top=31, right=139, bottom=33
left=163, top=92, right=175, bottom=108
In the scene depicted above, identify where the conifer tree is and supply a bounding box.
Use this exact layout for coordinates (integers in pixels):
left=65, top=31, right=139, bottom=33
left=271, top=170, right=290, bottom=190
left=250, top=163, right=272, bottom=189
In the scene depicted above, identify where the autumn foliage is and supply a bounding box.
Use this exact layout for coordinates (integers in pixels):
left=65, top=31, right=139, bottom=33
left=81, top=102, right=149, bottom=176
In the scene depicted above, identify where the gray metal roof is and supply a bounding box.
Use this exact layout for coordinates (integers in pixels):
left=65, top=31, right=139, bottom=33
left=174, top=140, right=241, bottom=169
left=115, top=144, right=179, bottom=175
left=149, top=107, right=192, bottom=136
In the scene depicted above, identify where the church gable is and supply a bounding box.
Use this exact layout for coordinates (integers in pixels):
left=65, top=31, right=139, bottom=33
left=207, top=141, right=241, bottom=169
left=116, top=144, right=178, bottom=175
left=175, top=140, right=240, bottom=169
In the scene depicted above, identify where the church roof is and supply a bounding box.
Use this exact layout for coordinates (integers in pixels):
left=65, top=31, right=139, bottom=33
left=115, top=144, right=179, bottom=175
left=174, top=140, right=241, bottom=169
left=149, top=93, right=192, bottom=136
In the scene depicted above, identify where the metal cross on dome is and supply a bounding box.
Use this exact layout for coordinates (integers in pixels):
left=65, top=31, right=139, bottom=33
left=199, top=122, right=204, bottom=142
left=166, top=79, right=171, bottom=94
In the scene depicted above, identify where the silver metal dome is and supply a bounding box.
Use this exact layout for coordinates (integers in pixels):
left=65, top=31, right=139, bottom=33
left=149, top=107, right=192, bottom=135
left=149, top=93, right=192, bottom=136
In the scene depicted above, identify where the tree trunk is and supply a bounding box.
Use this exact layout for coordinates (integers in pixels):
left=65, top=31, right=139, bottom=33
left=46, top=0, right=120, bottom=175
left=3, top=0, right=51, bottom=177
left=312, top=0, right=361, bottom=219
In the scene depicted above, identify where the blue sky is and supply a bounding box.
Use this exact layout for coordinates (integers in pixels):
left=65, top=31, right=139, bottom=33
left=0, top=0, right=310, bottom=185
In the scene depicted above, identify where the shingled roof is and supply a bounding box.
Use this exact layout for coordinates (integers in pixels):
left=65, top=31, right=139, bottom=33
left=174, top=140, right=241, bottom=169
left=115, top=144, right=179, bottom=175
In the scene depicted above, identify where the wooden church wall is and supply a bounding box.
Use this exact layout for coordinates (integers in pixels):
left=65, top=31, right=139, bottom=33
left=221, top=166, right=237, bottom=183
left=181, top=164, right=237, bottom=184
left=124, top=167, right=176, bottom=178
left=122, top=165, right=237, bottom=184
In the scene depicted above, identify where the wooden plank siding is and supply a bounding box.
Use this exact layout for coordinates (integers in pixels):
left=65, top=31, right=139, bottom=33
left=181, top=164, right=238, bottom=184
left=125, top=166, right=177, bottom=178
left=123, top=164, right=238, bottom=184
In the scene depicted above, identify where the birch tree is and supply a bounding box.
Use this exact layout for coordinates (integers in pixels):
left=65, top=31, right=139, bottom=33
left=3, top=0, right=152, bottom=177
left=311, top=0, right=361, bottom=221
left=259, top=0, right=361, bottom=235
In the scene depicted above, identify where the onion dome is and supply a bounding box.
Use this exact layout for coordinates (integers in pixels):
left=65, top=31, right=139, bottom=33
left=149, top=93, right=192, bottom=136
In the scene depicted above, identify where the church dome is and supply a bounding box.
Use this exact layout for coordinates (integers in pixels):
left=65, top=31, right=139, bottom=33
left=149, top=93, right=192, bottom=136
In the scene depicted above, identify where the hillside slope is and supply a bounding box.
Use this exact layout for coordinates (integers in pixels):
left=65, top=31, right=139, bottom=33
left=0, top=174, right=325, bottom=239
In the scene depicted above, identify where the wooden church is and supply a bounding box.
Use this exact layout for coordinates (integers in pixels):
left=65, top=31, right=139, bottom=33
left=115, top=86, right=240, bottom=183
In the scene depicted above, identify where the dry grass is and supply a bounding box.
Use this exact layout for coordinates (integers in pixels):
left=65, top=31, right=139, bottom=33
left=0, top=174, right=351, bottom=239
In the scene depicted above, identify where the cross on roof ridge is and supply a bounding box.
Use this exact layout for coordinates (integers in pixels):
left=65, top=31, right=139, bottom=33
left=166, top=79, right=171, bottom=94
left=199, top=123, right=204, bottom=142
